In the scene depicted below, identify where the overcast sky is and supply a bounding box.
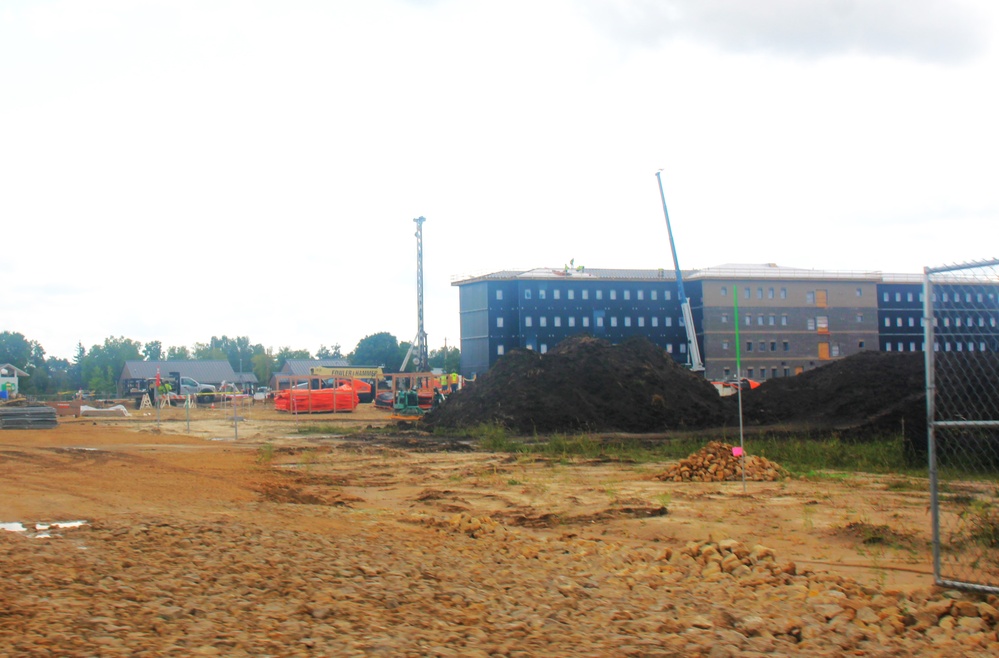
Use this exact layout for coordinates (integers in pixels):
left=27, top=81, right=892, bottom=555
left=2, top=0, right=997, bottom=362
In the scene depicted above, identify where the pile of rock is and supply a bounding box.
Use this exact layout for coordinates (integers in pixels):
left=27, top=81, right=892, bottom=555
left=657, top=441, right=789, bottom=482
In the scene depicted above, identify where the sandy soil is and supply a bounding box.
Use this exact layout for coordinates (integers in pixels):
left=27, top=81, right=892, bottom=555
left=2, top=402, right=994, bottom=656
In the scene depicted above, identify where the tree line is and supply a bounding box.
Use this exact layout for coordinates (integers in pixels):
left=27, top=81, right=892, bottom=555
left=0, top=331, right=460, bottom=397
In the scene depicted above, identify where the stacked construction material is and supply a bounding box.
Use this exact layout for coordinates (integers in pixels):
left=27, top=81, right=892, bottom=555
left=656, top=441, right=788, bottom=482
left=0, top=405, right=59, bottom=430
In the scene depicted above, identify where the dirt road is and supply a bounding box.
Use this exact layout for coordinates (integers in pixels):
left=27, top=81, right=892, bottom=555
left=2, top=407, right=997, bottom=656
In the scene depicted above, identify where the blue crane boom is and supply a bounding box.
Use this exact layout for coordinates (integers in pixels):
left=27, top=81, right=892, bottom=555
left=655, top=170, right=704, bottom=372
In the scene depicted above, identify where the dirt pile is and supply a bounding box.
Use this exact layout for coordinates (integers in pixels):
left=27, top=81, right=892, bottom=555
left=422, top=335, right=729, bottom=434
left=656, top=441, right=789, bottom=482
left=735, top=351, right=926, bottom=436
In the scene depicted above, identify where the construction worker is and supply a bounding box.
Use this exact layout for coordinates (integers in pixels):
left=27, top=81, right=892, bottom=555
left=448, top=372, right=459, bottom=393
left=438, top=373, right=448, bottom=390
left=432, top=387, right=445, bottom=410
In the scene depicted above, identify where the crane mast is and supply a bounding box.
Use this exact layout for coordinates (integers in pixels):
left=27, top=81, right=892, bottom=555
left=401, top=216, right=429, bottom=371
left=655, top=171, right=704, bottom=372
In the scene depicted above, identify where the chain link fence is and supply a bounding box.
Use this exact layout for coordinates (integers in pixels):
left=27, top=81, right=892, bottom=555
left=926, top=258, right=999, bottom=593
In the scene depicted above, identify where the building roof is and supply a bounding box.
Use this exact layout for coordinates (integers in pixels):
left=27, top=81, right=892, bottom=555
left=119, top=360, right=238, bottom=384
left=280, top=359, right=350, bottom=376
left=0, top=363, right=29, bottom=377
left=453, top=264, right=925, bottom=285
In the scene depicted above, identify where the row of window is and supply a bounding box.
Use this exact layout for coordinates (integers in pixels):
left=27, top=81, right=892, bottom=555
left=723, top=367, right=793, bottom=380
left=508, top=315, right=685, bottom=329
left=884, top=290, right=998, bottom=304
left=882, top=315, right=997, bottom=328
left=884, top=341, right=993, bottom=352
left=495, top=343, right=689, bottom=356
left=512, top=288, right=675, bottom=302
left=720, top=287, right=865, bottom=302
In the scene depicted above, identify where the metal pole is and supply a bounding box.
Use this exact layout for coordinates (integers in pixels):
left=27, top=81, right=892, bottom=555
left=734, top=285, right=746, bottom=493
left=924, top=266, right=941, bottom=582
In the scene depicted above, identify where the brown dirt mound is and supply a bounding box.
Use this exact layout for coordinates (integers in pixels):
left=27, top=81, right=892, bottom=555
left=421, top=335, right=729, bottom=434
left=655, top=441, right=789, bottom=482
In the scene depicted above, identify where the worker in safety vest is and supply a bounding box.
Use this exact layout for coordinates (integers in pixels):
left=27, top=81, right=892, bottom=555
left=438, top=374, right=447, bottom=390
left=448, top=372, right=459, bottom=393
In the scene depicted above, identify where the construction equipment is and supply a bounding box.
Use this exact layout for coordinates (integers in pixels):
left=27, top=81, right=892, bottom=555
left=400, top=216, right=429, bottom=371
left=308, top=366, right=384, bottom=403
left=655, top=170, right=705, bottom=372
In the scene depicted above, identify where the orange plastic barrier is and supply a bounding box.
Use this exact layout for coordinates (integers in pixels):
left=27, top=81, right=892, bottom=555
left=273, top=386, right=359, bottom=413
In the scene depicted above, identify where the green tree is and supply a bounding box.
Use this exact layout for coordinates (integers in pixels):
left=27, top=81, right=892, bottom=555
left=252, top=348, right=277, bottom=386
left=428, top=345, right=461, bottom=373
left=142, top=340, right=163, bottom=361
left=192, top=342, right=227, bottom=361
left=81, top=336, right=142, bottom=395
left=44, top=356, right=73, bottom=393
left=348, top=333, right=402, bottom=369
left=275, top=347, right=312, bottom=372
left=0, top=331, right=36, bottom=369
left=316, top=344, right=343, bottom=359
left=166, top=345, right=191, bottom=360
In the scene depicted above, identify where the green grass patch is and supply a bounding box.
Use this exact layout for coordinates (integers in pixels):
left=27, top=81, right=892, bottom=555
left=294, top=423, right=364, bottom=436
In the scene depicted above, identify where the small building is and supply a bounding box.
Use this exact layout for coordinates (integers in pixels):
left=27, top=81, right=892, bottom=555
left=0, top=363, right=28, bottom=398
left=118, top=360, right=257, bottom=395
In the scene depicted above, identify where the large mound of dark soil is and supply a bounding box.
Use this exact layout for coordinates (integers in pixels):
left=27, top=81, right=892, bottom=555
left=421, top=336, right=729, bottom=434
left=736, top=351, right=926, bottom=436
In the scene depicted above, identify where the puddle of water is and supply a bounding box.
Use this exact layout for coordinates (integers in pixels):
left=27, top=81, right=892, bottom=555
left=1, top=520, right=89, bottom=538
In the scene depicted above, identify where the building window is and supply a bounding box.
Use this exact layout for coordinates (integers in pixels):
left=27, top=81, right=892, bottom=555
left=747, top=368, right=754, bottom=378
left=721, top=286, right=728, bottom=296
left=651, top=291, right=658, bottom=300
left=610, top=317, right=618, bottom=327
left=768, top=287, right=775, bottom=299
left=859, top=341, right=865, bottom=348
left=540, top=343, right=547, bottom=354
left=817, top=316, right=829, bottom=332
left=770, top=341, right=777, bottom=352
left=757, top=287, right=763, bottom=299
left=883, top=292, right=889, bottom=302
left=623, top=290, right=630, bottom=300
left=759, top=341, right=766, bottom=352
left=780, top=288, right=787, bottom=299
left=525, top=289, right=532, bottom=300
left=624, top=317, right=631, bottom=327
left=638, top=317, right=644, bottom=327
left=538, top=289, right=546, bottom=300
left=722, top=340, right=729, bottom=350
left=583, top=317, right=590, bottom=327
left=664, top=290, right=672, bottom=300
left=907, top=292, right=913, bottom=302
left=856, top=313, right=863, bottom=323
left=721, top=313, right=728, bottom=324
left=679, top=317, right=685, bottom=327
left=596, top=290, right=603, bottom=300
left=665, top=317, right=673, bottom=327
left=807, top=318, right=816, bottom=330
left=895, top=292, right=901, bottom=302
left=781, top=314, right=788, bottom=326
left=666, top=344, right=673, bottom=354
left=908, top=317, right=915, bottom=327
left=768, top=314, right=775, bottom=325
left=596, top=316, right=604, bottom=327
left=651, top=317, right=659, bottom=327
left=582, top=290, right=588, bottom=300
left=884, top=317, right=891, bottom=327
left=744, top=288, right=751, bottom=300
left=885, top=342, right=892, bottom=352
left=806, top=291, right=815, bottom=304
left=783, top=341, right=789, bottom=352
left=610, top=290, right=617, bottom=300
left=680, top=344, right=686, bottom=354
left=554, top=316, right=561, bottom=327
left=497, top=317, right=504, bottom=328
left=637, top=290, right=644, bottom=300
left=568, top=317, right=575, bottom=327
left=540, top=316, right=547, bottom=327
left=910, top=342, right=917, bottom=351
left=497, top=345, right=504, bottom=355
left=757, top=315, right=764, bottom=326
left=746, top=342, right=754, bottom=352
left=568, top=290, right=574, bottom=300
left=496, top=290, right=503, bottom=300
left=553, top=290, right=560, bottom=300
left=744, top=316, right=751, bottom=326
left=857, top=288, right=863, bottom=297
left=832, top=345, right=840, bottom=357
left=525, top=316, right=532, bottom=327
